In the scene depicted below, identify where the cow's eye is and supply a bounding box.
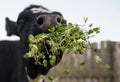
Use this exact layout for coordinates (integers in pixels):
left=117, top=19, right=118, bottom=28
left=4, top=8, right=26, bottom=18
left=17, top=19, right=24, bottom=25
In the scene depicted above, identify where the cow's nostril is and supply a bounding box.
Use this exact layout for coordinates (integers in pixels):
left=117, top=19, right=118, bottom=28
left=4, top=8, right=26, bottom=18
left=36, top=17, right=44, bottom=26
left=56, top=17, right=62, bottom=24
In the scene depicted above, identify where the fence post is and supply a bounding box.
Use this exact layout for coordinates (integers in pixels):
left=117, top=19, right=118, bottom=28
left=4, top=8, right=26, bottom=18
left=113, top=42, right=120, bottom=82
left=100, top=41, right=107, bottom=68
left=100, top=41, right=114, bottom=82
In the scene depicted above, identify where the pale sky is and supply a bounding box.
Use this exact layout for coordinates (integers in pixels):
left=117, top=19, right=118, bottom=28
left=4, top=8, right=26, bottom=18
left=0, top=0, right=120, bottom=42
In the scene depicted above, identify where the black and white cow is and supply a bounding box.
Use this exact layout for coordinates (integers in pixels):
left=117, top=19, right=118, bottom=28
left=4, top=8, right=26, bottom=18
left=0, top=5, right=66, bottom=82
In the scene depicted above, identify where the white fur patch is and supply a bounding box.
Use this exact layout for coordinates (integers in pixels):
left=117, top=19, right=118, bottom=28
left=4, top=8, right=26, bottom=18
left=30, top=7, right=52, bottom=13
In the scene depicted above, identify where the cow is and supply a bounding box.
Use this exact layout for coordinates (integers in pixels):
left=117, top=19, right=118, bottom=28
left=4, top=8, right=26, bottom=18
left=0, top=5, right=66, bottom=82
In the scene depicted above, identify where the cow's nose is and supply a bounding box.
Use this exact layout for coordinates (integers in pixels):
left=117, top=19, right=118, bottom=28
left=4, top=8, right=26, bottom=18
left=36, top=14, right=62, bottom=27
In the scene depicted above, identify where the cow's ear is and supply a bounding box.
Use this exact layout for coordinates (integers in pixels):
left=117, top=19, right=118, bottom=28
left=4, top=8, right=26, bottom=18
left=5, top=17, right=19, bottom=36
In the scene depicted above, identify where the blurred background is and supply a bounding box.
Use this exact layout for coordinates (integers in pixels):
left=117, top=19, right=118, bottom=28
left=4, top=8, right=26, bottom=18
left=0, top=0, right=120, bottom=82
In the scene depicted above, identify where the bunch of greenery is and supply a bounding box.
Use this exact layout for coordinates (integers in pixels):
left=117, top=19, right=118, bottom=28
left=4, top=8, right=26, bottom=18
left=25, top=18, right=100, bottom=68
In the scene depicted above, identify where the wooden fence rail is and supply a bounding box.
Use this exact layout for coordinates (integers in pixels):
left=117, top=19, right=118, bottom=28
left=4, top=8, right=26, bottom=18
left=44, top=41, right=120, bottom=82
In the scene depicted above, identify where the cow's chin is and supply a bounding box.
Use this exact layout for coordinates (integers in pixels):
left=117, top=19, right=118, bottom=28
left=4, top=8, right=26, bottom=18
left=27, top=74, right=45, bottom=82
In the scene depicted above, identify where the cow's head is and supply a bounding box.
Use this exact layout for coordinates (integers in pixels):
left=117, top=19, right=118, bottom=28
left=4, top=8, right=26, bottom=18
left=6, top=5, right=66, bottom=79
left=6, top=5, right=66, bottom=36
